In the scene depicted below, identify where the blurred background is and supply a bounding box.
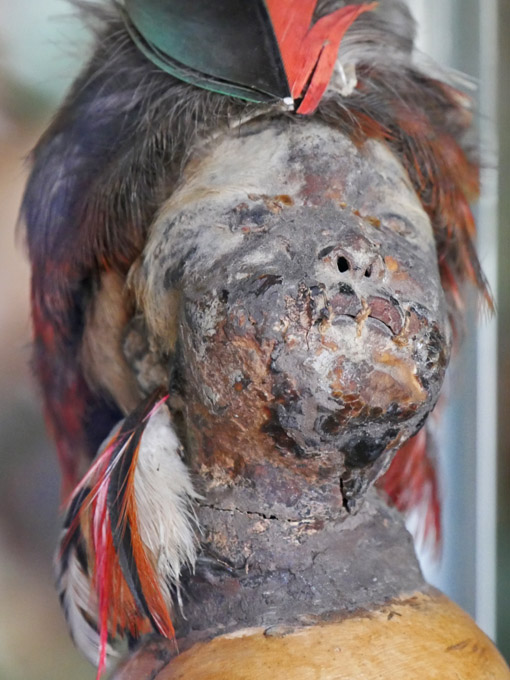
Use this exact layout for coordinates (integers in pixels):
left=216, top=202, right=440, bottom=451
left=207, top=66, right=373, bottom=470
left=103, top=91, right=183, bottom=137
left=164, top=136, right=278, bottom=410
left=0, top=1, right=507, bottom=678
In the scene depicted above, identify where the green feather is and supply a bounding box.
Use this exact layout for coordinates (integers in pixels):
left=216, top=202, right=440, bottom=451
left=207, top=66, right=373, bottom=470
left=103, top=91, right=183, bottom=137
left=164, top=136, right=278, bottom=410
left=121, top=0, right=290, bottom=102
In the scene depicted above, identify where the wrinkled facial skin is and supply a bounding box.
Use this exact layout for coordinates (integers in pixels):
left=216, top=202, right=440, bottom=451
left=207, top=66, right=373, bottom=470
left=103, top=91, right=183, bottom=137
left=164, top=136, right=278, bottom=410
left=140, top=120, right=450, bottom=514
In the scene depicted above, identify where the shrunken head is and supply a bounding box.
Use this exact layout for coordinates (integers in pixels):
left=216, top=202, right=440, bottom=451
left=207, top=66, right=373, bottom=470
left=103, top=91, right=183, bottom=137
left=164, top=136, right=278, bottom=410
left=134, top=119, right=450, bottom=512
left=22, top=3, right=493, bottom=669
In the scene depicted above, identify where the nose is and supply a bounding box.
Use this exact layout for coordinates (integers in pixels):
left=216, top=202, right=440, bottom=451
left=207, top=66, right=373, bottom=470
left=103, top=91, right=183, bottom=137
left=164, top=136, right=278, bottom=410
left=320, top=235, right=383, bottom=281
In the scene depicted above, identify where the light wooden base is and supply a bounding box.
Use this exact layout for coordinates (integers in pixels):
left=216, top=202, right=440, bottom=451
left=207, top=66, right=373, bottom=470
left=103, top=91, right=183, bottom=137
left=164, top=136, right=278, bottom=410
left=115, top=591, right=510, bottom=680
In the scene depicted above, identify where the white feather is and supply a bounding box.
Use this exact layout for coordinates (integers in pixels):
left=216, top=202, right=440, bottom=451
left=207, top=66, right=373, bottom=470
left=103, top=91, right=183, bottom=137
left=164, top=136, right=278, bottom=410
left=134, top=404, right=199, bottom=601
left=56, top=542, right=119, bottom=668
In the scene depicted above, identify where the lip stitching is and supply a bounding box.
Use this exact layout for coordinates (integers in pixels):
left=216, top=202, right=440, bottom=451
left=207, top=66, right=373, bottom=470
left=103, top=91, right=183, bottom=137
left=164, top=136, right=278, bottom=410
left=332, top=313, right=394, bottom=335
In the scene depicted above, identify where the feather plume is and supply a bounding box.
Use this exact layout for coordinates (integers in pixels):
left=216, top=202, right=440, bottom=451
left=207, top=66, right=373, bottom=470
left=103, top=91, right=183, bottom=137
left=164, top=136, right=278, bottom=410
left=266, top=1, right=376, bottom=113
left=56, top=391, right=198, bottom=676
left=57, top=487, right=119, bottom=668
left=379, top=424, right=441, bottom=552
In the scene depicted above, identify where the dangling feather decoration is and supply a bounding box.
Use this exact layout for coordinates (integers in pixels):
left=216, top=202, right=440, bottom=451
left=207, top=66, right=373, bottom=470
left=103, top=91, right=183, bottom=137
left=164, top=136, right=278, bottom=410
left=57, top=391, right=198, bottom=677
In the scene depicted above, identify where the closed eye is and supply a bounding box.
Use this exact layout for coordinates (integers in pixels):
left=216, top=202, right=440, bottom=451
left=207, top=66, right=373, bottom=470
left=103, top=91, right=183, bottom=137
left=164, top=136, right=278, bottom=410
left=380, top=213, right=415, bottom=237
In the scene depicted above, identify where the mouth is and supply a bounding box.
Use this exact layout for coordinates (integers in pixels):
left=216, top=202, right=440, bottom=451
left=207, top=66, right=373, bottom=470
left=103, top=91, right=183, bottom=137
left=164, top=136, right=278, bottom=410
left=330, top=290, right=404, bottom=336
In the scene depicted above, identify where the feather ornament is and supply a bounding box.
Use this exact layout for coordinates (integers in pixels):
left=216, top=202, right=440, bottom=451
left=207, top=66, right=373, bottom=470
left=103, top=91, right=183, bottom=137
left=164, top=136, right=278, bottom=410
left=121, top=0, right=376, bottom=111
left=57, top=391, right=198, bottom=677
left=265, top=0, right=377, bottom=113
left=379, top=419, right=441, bottom=552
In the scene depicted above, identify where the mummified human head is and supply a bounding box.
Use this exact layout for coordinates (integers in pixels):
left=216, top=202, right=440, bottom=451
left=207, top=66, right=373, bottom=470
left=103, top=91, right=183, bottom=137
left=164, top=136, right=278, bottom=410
left=131, top=119, right=449, bottom=511
left=21, top=2, right=491, bottom=669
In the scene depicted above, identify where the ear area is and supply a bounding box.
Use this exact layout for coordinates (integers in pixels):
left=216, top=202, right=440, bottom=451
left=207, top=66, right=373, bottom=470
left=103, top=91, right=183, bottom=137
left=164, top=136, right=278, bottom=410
left=127, top=256, right=182, bottom=356
left=81, top=269, right=141, bottom=415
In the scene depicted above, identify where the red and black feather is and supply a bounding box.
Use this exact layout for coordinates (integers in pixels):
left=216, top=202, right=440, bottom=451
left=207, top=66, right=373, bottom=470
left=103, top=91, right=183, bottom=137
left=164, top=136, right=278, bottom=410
left=58, top=391, right=175, bottom=677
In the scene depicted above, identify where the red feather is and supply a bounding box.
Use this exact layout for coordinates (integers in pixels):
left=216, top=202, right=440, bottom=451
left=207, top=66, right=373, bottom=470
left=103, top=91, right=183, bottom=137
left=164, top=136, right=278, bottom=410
left=379, top=427, right=441, bottom=552
left=265, top=1, right=377, bottom=113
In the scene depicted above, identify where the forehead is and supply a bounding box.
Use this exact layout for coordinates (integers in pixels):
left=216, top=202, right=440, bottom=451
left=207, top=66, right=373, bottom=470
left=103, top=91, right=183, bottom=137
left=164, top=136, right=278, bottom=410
left=139, top=120, right=440, bottom=324
left=153, top=119, right=433, bottom=246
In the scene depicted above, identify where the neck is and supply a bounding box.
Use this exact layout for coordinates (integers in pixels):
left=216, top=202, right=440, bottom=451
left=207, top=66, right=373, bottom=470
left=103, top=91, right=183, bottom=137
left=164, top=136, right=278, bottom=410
left=174, top=485, right=425, bottom=648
